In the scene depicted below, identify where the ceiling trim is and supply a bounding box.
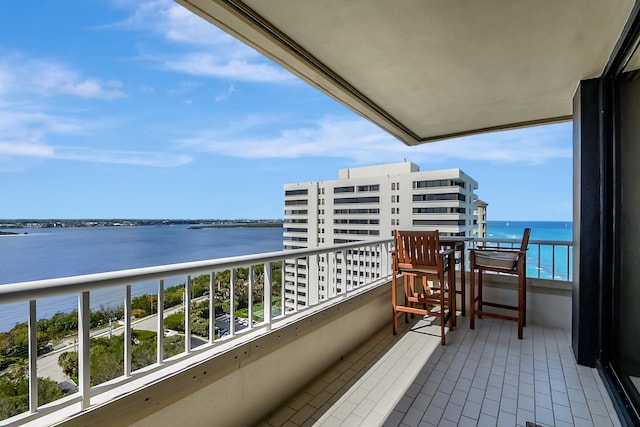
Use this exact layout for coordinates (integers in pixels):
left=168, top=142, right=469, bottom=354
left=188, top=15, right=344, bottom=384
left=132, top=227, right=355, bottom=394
left=179, top=0, right=578, bottom=145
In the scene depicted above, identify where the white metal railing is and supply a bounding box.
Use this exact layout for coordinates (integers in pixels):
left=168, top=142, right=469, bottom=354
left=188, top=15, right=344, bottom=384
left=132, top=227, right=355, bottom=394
left=472, top=237, right=573, bottom=281
left=0, top=234, right=573, bottom=424
left=0, top=238, right=392, bottom=425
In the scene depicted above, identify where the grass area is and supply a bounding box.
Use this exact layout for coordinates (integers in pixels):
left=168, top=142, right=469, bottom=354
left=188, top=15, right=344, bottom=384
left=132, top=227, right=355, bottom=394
left=235, top=297, right=282, bottom=320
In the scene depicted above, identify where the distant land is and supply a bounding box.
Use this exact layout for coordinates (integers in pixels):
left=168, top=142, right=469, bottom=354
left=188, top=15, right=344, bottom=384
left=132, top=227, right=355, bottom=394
left=0, top=219, right=283, bottom=229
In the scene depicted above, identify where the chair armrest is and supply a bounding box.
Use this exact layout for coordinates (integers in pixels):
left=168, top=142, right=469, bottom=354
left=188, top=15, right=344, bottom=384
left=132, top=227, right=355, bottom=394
left=439, top=248, right=454, bottom=257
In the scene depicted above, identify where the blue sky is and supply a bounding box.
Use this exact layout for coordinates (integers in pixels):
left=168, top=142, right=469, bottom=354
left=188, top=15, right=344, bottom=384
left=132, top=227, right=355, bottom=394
left=0, top=1, right=573, bottom=221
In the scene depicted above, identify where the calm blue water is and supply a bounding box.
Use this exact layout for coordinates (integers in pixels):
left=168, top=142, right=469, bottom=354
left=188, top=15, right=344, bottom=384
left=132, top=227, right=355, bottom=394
left=486, top=220, right=573, bottom=281
left=0, top=221, right=572, bottom=332
left=0, top=225, right=283, bottom=332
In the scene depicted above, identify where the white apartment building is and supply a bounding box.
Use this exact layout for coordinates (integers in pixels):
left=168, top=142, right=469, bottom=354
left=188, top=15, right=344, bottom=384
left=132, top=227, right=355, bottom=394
left=283, top=162, right=479, bottom=309
left=474, top=199, right=489, bottom=238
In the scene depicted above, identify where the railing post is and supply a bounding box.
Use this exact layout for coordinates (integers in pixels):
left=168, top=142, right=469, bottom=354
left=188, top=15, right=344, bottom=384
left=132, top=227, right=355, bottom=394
left=340, top=250, right=347, bottom=296
left=229, top=269, right=235, bottom=336
left=248, top=265, right=254, bottom=328
left=293, top=258, right=299, bottom=312
left=28, top=299, right=37, bottom=414
left=382, top=242, right=389, bottom=277
left=124, top=285, right=132, bottom=377
left=185, top=275, right=192, bottom=353
left=281, top=260, right=286, bottom=316
left=157, top=279, right=164, bottom=364
left=551, top=245, right=556, bottom=279
left=78, top=291, right=91, bottom=409
left=264, top=262, right=272, bottom=330
left=209, top=272, right=215, bottom=343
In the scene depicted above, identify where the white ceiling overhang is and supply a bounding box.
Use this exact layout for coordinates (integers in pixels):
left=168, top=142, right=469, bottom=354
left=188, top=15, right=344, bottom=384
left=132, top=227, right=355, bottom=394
left=176, top=0, right=635, bottom=145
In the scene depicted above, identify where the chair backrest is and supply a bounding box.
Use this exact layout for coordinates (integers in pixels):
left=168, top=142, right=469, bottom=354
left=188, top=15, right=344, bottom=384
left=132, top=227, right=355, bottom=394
left=520, top=228, right=531, bottom=251
left=393, top=230, right=441, bottom=271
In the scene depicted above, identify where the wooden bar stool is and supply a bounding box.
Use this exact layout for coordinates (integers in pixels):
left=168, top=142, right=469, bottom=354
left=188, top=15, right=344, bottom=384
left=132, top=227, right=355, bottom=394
left=469, top=228, right=531, bottom=339
left=392, top=230, right=454, bottom=345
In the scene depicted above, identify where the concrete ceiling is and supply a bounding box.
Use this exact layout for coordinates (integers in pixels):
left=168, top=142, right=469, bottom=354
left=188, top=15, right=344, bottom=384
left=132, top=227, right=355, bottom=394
left=177, top=0, right=635, bottom=145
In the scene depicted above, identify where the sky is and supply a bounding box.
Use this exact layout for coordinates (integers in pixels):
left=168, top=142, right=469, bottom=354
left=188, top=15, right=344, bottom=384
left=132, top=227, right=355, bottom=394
left=0, top=1, right=573, bottom=222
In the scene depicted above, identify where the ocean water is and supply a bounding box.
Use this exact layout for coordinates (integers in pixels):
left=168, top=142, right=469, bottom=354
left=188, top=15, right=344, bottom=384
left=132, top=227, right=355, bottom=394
left=0, top=225, right=284, bottom=332
left=0, top=221, right=572, bottom=332
left=487, top=220, right=572, bottom=241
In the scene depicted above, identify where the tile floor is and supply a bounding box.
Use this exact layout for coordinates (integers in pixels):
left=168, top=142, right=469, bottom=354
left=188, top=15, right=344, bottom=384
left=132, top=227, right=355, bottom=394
left=258, top=315, right=621, bottom=427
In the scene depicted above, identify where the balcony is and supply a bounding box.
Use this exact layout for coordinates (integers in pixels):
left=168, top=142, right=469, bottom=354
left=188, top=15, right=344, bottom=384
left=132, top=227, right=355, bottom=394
left=0, top=236, right=621, bottom=426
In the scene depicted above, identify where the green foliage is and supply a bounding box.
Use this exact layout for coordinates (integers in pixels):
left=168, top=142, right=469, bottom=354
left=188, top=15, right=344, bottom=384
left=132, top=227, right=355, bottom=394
left=0, top=357, right=23, bottom=372
left=164, top=313, right=184, bottom=332
left=132, top=329, right=156, bottom=341
left=0, top=267, right=286, bottom=420
left=0, top=374, right=64, bottom=421
left=0, top=324, right=28, bottom=359
left=58, top=351, right=78, bottom=382
left=57, top=331, right=184, bottom=388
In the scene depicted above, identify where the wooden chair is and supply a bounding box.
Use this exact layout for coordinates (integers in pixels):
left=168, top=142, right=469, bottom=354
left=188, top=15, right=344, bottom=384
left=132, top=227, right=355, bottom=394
left=392, top=230, right=454, bottom=345
left=469, top=228, right=531, bottom=339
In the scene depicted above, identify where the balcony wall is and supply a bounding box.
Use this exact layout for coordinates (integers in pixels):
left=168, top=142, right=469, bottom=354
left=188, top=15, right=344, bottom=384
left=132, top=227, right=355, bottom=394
left=56, top=281, right=391, bottom=427
left=466, top=273, right=572, bottom=331
left=52, top=273, right=570, bottom=427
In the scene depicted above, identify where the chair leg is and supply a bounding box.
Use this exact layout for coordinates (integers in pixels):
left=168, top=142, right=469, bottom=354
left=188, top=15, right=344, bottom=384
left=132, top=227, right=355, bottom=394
left=448, top=258, right=456, bottom=328
left=441, top=290, right=446, bottom=345
left=392, top=274, right=398, bottom=335
left=522, top=260, right=527, bottom=327
left=523, top=277, right=527, bottom=327
left=470, top=265, right=475, bottom=330
left=393, top=307, right=398, bottom=335
left=518, top=270, right=524, bottom=339
left=408, top=275, right=414, bottom=320
left=477, top=269, right=483, bottom=319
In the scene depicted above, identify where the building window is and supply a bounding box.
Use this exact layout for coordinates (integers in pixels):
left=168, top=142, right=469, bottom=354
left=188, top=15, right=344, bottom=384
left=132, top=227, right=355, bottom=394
left=412, top=219, right=466, bottom=226
left=285, top=199, right=308, bottom=206
left=334, top=196, right=380, bottom=204
left=334, top=186, right=355, bottom=193
left=357, top=184, right=379, bottom=192
left=285, top=189, right=308, bottom=196
left=412, top=193, right=466, bottom=202
left=391, top=182, right=396, bottom=190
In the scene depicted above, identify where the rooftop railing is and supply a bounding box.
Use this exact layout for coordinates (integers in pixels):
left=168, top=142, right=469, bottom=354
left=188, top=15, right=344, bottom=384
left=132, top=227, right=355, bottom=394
left=0, top=234, right=571, bottom=425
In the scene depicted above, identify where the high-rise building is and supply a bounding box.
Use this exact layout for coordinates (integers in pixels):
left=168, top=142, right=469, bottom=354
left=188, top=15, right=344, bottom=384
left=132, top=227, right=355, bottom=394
left=474, top=200, right=489, bottom=238
left=283, top=161, right=479, bottom=308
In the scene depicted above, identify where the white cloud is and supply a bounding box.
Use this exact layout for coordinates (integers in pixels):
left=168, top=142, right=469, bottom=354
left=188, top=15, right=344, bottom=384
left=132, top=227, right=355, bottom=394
left=0, top=138, right=192, bottom=168
left=411, top=123, right=573, bottom=165
left=215, top=84, right=235, bottom=102
left=177, top=116, right=572, bottom=165
left=54, top=146, right=192, bottom=167
left=0, top=55, right=125, bottom=100
left=111, top=0, right=295, bottom=84
left=163, top=54, right=293, bottom=83
left=0, top=142, right=54, bottom=158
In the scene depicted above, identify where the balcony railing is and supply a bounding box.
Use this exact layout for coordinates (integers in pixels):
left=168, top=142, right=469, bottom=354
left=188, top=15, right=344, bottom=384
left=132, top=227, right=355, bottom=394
left=0, top=238, right=392, bottom=425
left=0, top=235, right=571, bottom=425
left=472, top=237, right=573, bottom=281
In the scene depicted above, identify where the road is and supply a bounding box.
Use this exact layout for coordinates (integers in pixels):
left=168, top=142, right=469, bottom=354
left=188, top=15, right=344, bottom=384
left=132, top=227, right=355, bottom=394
left=36, top=302, right=248, bottom=388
